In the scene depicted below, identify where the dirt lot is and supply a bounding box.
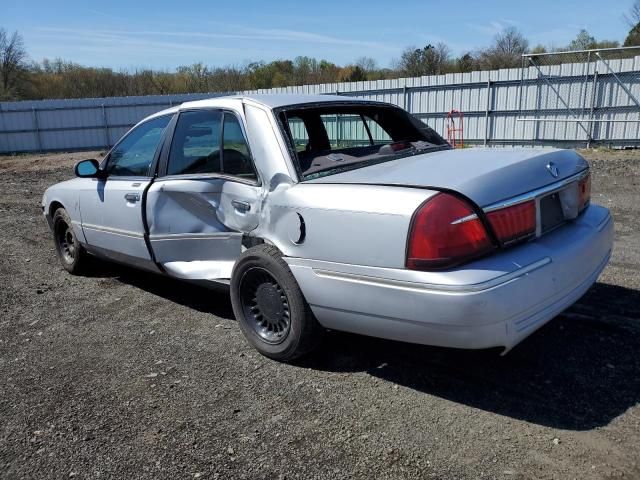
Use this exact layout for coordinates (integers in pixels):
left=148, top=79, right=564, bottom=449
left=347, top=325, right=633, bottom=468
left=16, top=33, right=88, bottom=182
left=0, top=149, right=639, bottom=480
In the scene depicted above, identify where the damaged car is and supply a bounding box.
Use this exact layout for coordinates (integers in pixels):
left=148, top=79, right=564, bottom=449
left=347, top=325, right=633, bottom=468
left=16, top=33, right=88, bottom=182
left=42, top=95, right=613, bottom=361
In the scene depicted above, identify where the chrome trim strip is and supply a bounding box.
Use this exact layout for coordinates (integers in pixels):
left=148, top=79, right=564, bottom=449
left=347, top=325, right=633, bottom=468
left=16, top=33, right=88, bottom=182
left=483, top=169, right=589, bottom=213
left=450, top=213, right=478, bottom=225
left=149, top=232, right=238, bottom=241
left=312, top=257, right=552, bottom=294
left=82, top=223, right=144, bottom=238
left=157, top=173, right=259, bottom=187
left=451, top=170, right=588, bottom=227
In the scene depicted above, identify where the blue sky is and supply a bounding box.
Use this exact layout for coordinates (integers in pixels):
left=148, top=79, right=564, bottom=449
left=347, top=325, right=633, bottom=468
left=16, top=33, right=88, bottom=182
left=2, top=0, right=634, bottom=70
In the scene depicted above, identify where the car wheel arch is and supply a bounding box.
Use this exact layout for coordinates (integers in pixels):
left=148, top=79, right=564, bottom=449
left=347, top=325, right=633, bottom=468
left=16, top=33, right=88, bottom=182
left=49, top=200, right=65, bottom=218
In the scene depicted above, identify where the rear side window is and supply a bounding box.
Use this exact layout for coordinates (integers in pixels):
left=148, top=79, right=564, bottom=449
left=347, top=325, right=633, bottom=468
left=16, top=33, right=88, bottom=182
left=222, top=115, right=256, bottom=179
left=168, top=110, right=222, bottom=176
left=167, top=110, right=257, bottom=181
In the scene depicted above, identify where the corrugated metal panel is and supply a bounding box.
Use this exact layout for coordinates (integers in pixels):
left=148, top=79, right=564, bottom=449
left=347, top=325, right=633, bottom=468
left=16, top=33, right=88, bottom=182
left=2, top=56, right=640, bottom=153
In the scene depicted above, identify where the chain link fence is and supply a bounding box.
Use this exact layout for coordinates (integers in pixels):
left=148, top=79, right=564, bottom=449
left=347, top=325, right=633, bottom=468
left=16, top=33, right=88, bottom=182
left=517, top=46, right=640, bottom=147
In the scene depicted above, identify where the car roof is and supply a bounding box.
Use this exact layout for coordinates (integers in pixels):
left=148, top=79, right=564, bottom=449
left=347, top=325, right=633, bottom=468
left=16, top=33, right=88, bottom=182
left=182, top=93, right=385, bottom=110
left=143, top=94, right=388, bottom=124
left=236, top=94, right=383, bottom=109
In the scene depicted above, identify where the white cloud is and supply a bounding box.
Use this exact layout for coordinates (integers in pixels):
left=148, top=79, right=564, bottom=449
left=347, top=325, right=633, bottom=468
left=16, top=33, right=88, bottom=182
left=31, top=25, right=400, bottom=68
left=466, top=21, right=508, bottom=37
left=36, top=25, right=397, bottom=53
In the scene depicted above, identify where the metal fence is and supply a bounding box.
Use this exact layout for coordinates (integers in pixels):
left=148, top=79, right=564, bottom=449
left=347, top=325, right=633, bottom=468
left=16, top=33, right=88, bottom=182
left=1, top=47, right=640, bottom=154
left=517, top=46, right=640, bottom=147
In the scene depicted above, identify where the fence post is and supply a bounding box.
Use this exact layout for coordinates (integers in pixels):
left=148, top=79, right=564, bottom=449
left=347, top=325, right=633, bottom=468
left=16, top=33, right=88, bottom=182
left=514, top=55, right=527, bottom=143
left=588, top=70, right=599, bottom=148
left=581, top=51, right=592, bottom=117
left=32, top=107, right=42, bottom=152
left=484, top=79, right=492, bottom=146
left=101, top=104, right=109, bottom=148
left=403, top=85, right=409, bottom=112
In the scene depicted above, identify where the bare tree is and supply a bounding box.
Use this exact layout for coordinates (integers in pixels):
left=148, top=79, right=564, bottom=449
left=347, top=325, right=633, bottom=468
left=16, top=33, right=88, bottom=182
left=478, top=27, right=529, bottom=69
left=493, top=27, right=529, bottom=56
left=0, top=28, right=28, bottom=97
left=624, top=0, right=640, bottom=27
left=354, top=56, right=377, bottom=74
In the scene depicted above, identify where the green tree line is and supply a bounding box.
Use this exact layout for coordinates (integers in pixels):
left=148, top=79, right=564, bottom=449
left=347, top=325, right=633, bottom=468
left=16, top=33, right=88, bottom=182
left=1, top=15, right=639, bottom=101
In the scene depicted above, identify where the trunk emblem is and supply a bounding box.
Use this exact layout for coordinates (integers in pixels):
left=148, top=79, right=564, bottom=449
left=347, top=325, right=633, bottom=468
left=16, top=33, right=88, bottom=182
left=546, top=162, right=559, bottom=178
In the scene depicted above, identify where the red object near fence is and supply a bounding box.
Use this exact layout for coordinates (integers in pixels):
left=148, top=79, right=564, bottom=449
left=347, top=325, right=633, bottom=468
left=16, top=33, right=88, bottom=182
left=446, top=109, right=464, bottom=148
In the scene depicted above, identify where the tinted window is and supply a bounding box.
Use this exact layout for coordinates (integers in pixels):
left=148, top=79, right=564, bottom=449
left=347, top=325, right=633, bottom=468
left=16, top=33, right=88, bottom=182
left=168, top=110, right=222, bottom=176
left=107, top=115, right=171, bottom=176
left=167, top=110, right=257, bottom=181
left=222, top=114, right=256, bottom=180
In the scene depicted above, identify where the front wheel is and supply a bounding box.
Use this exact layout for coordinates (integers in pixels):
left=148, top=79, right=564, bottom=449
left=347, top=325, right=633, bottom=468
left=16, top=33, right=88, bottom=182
left=52, top=207, right=88, bottom=274
left=230, top=244, right=323, bottom=361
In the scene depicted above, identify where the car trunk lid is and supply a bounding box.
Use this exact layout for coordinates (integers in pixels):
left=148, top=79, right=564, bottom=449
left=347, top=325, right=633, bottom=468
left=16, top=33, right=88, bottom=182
left=305, top=147, right=589, bottom=208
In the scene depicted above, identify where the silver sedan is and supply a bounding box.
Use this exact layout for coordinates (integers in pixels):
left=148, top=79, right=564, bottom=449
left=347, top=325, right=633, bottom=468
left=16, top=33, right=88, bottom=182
left=42, top=95, right=613, bottom=361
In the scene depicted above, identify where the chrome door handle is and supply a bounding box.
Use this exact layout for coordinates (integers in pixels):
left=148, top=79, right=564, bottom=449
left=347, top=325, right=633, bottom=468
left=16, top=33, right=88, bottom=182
left=124, top=193, right=140, bottom=202
left=231, top=200, right=251, bottom=212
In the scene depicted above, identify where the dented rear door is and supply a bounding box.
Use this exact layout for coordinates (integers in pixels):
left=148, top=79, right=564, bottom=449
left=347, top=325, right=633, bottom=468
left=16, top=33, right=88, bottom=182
left=145, top=107, right=262, bottom=281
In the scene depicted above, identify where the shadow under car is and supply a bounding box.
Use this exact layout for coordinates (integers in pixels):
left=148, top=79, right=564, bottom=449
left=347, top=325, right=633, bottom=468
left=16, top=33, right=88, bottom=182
left=87, top=259, right=640, bottom=431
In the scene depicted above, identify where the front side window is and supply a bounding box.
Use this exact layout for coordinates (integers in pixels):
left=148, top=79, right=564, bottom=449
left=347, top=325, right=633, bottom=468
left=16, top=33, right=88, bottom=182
left=279, top=104, right=449, bottom=180
left=107, top=115, right=171, bottom=176
left=167, top=110, right=257, bottom=181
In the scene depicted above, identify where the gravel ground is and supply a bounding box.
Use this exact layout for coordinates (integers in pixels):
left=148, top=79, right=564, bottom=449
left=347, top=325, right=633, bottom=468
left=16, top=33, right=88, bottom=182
left=0, top=149, right=639, bottom=480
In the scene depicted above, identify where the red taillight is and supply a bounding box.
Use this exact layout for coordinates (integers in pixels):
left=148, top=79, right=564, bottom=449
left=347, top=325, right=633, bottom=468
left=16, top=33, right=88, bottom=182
left=486, top=200, right=536, bottom=245
left=406, top=193, right=493, bottom=270
left=578, top=172, right=591, bottom=210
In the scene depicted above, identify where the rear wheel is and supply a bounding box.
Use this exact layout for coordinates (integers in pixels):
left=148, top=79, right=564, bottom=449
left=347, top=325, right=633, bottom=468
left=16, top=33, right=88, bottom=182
left=230, top=244, right=323, bottom=361
left=52, top=207, right=88, bottom=274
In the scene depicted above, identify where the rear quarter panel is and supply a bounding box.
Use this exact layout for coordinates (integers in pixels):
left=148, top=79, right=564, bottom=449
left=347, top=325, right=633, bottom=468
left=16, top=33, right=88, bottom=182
left=258, top=183, right=436, bottom=268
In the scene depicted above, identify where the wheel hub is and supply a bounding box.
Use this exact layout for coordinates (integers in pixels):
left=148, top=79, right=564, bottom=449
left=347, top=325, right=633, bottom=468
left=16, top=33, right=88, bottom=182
left=56, top=221, right=76, bottom=264
left=240, top=268, right=291, bottom=344
left=255, top=283, right=285, bottom=320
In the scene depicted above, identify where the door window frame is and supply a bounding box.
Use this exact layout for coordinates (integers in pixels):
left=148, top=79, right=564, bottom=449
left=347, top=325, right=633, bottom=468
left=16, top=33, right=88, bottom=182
left=157, top=108, right=261, bottom=187
left=100, top=113, right=176, bottom=180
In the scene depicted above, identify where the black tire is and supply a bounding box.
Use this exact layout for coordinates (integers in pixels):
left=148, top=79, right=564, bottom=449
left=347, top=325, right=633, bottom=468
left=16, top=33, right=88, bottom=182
left=52, top=207, right=88, bottom=274
left=230, top=244, right=324, bottom=361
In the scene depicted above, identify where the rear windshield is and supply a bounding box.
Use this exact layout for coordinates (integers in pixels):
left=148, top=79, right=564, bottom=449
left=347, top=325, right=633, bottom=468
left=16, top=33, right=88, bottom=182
left=277, top=103, right=449, bottom=180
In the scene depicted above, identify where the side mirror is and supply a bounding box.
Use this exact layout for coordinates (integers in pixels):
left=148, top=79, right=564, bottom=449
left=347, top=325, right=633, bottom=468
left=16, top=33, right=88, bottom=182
left=74, top=159, right=101, bottom=178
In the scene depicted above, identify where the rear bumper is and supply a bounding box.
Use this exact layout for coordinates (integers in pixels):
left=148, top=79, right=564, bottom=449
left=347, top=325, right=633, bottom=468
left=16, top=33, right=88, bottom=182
left=285, top=204, right=613, bottom=351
